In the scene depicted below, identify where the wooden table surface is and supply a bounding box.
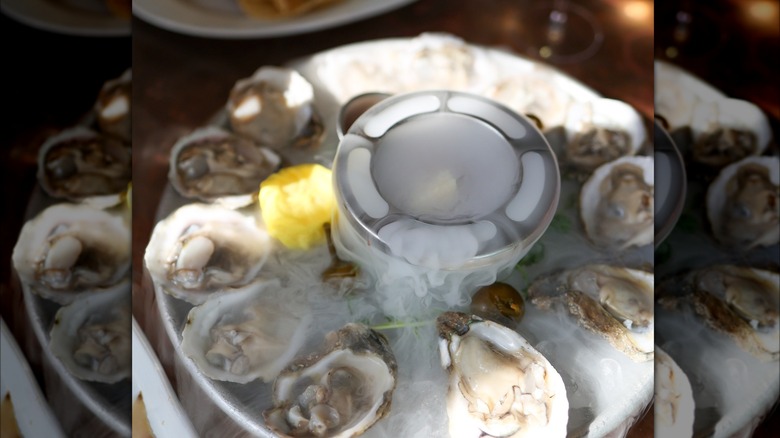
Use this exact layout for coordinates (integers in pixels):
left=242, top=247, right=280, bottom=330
left=132, top=1, right=654, bottom=436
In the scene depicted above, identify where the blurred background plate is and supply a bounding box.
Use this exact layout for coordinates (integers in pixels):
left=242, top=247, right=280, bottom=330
left=133, top=0, right=417, bottom=39
left=1, top=0, right=129, bottom=37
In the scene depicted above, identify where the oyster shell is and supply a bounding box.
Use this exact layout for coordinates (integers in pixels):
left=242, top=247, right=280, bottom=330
left=263, top=323, right=397, bottom=438
left=706, top=156, right=779, bottom=249
left=181, top=279, right=312, bottom=383
left=657, top=266, right=779, bottom=362
left=144, top=203, right=272, bottom=304
left=690, top=98, right=771, bottom=168
left=37, top=126, right=131, bottom=201
left=580, top=156, right=654, bottom=249
left=12, top=202, right=130, bottom=304
left=692, top=266, right=779, bottom=360
left=437, top=312, right=568, bottom=438
left=529, top=265, right=654, bottom=362
left=94, top=69, right=131, bottom=144
left=487, top=74, right=571, bottom=129
left=563, top=98, right=646, bottom=171
left=168, top=126, right=280, bottom=203
left=655, top=346, right=695, bottom=438
left=227, top=66, right=322, bottom=150
left=49, top=280, right=131, bottom=383
left=394, top=33, right=493, bottom=93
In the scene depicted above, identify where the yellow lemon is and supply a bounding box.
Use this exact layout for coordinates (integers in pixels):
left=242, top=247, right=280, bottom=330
left=259, top=163, right=335, bottom=249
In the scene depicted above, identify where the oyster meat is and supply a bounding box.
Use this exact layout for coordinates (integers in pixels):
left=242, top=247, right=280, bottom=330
left=691, top=265, right=779, bottom=361
left=181, top=280, right=312, bottom=383
left=580, top=156, right=654, bottom=249
left=37, top=126, right=131, bottom=201
left=168, top=126, right=280, bottom=203
left=263, top=323, right=397, bottom=438
left=563, top=98, right=646, bottom=171
left=655, top=347, right=695, bottom=438
left=94, top=69, right=131, bottom=144
left=49, top=280, right=131, bottom=383
left=12, top=202, right=130, bottom=304
left=529, top=265, right=654, bottom=362
left=690, top=98, right=771, bottom=168
left=227, top=66, right=322, bottom=150
left=144, top=203, right=272, bottom=304
left=706, top=156, right=779, bottom=249
left=437, top=311, right=568, bottom=438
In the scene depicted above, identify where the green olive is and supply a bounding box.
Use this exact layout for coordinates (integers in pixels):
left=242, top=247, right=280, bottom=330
left=470, top=282, right=525, bottom=323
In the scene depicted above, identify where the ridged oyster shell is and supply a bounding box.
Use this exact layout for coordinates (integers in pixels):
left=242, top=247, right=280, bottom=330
left=655, top=346, right=695, bottom=438
left=263, top=323, right=397, bottom=438
left=12, top=202, right=130, bottom=304
left=657, top=266, right=779, bottom=362
left=37, top=126, right=131, bottom=201
left=706, top=156, right=779, bottom=249
left=168, top=126, right=280, bottom=203
left=690, top=98, right=771, bottom=168
left=181, top=279, right=312, bottom=383
left=49, top=280, right=131, bottom=383
left=94, top=69, right=131, bottom=144
left=528, top=265, right=654, bottom=362
left=227, top=66, right=322, bottom=150
left=437, top=311, right=569, bottom=438
left=144, top=203, right=272, bottom=304
left=563, top=98, right=646, bottom=171
left=580, top=156, right=654, bottom=249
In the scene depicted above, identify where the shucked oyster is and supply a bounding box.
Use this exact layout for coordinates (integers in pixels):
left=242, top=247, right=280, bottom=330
left=706, top=156, right=779, bottom=249
left=37, top=126, right=131, bottom=201
left=263, top=323, right=397, bottom=438
left=12, top=202, right=130, bottom=304
left=144, top=203, right=272, bottom=304
left=227, top=66, right=323, bottom=150
left=529, top=265, right=654, bottom=362
left=94, top=69, right=131, bottom=144
left=691, top=265, right=779, bottom=361
left=437, top=312, right=569, bottom=438
left=394, top=33, right=493, bottom=93
left=655, top=346, right=695, bottom=438
left=690, top=98, right=771, bottom=168
left=487, top=74, right=571, bottom=129
left=563, top=98, right=646, bottom=171
left=168, top=126, right=280, bottom=203
left=580, top=156, right=654, bottom=249
left=181, top=279, right=312, bottom=383
left=49, top=280, right=131, bottom=383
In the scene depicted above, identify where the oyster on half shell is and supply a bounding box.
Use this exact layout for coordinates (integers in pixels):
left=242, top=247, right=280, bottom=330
left=706, top=156, right=779, bottom=249
left=437, top=311, right=569, bottom=438
left=690, top=98, right=771, bottom=168
left=37, top=126, right=131, bottom=201
left=263, top=323, right=397, bottom=438
left=655, top=346, right=695, bottom=438
left=12, top=202, right=130, bottom=304
left=529, top=265, right=654, bottom=362
left=49, top=280, right=131, bottom=383
left=580, top=156, right=654, bottom=249
left=144, top=203, right=273, bottom=304
left=168, top=126, right=280, bottom=204
left=227, top=66, right=323, bottom=150
left=94, top=69, right=131, bottom=144
left=181, top=279, right=312, bottom=383
left=563, top=98, right=646, bottom=171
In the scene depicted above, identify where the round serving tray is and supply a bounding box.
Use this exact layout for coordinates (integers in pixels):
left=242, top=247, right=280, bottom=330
left=149, top=35, right=654, bottom=438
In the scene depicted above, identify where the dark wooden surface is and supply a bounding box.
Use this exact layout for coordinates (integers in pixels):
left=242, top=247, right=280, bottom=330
left=132, top=1, right=654, bottom=436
